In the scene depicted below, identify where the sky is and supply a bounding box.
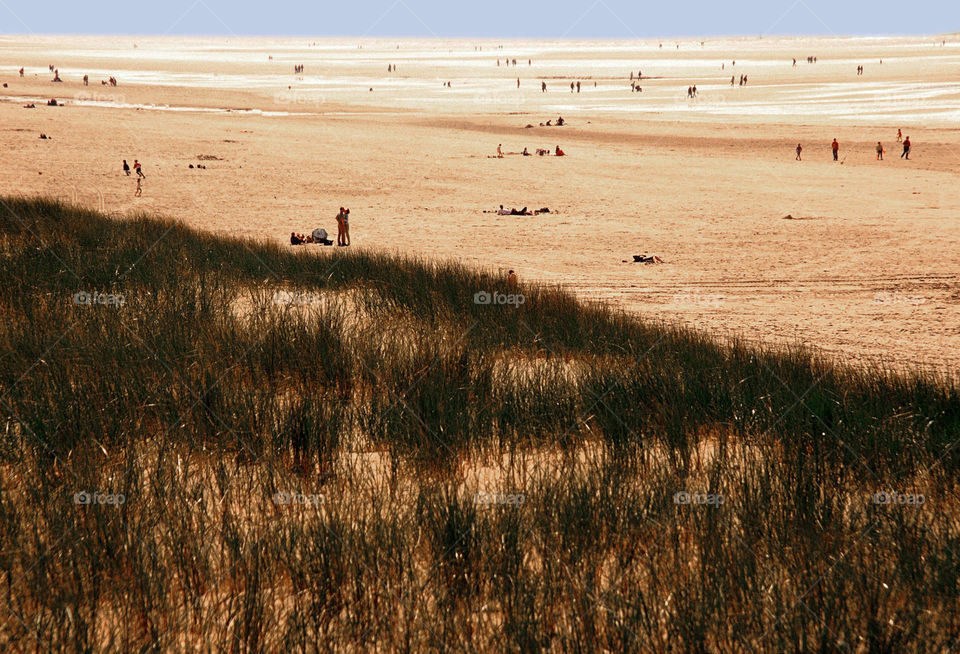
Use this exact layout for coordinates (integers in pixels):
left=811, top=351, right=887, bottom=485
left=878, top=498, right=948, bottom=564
left=0, top=0, right=955, bottom=38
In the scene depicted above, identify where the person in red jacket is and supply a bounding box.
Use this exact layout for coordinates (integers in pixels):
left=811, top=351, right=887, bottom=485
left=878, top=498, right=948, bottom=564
left=901, top=136, right=911, bottom=159
left=832, top=138, right=839, bottom=161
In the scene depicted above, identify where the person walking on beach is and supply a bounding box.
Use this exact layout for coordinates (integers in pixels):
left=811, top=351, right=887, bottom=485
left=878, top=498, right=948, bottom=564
left=796, top=143, right=803, bottom=161
left=122, top=160, right=130, bottom=176
left=901, top=136, right=911, bottom=159
left=896, top=129, right=902, bottom=142
left=876, top=141, right=884, bottom=160
left=134, top=177, right=142, bottom=197
left=497, top=144, right=503, bottom=158
left=134, top=160, right=145, bottom=178
left=576, top=80, right=581, bottom=93
left=832, top=138, right=839, bottom=161
left=541, top=81, right=546, bottom=92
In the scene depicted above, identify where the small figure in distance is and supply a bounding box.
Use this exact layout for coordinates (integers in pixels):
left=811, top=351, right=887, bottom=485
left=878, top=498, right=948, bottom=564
left=796, top=143, right=802, bottom=161
left=901, top=136, right=911, bottom=159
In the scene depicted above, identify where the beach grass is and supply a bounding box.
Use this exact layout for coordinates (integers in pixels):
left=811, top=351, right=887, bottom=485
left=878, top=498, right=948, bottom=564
left=0, top=196, right=957, bottom=652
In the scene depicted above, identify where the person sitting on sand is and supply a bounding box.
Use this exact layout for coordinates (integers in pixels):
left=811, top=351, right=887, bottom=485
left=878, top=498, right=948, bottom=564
left=52, top=69, right=61, bottom=82
left=290, top=232, right=304, bottom=245
left=498, top=205, right=511, bottom=215
left=507, top=270, right=518, bottom=288
left=555, top=145, right=565, bottom=156
left=522, top=147, right=530, bottom=156
left=556, top=116, right=564, bottom=126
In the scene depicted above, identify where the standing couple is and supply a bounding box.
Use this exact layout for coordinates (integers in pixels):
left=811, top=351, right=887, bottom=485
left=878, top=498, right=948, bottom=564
left=336, top=207, right=351, bottom=246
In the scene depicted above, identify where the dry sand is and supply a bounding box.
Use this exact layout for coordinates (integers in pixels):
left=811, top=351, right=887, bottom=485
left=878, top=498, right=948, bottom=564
left=1, top=36, right=959, bottom=372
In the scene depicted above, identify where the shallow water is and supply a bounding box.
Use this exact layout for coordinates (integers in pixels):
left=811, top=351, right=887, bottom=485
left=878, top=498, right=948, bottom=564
left=2, top=35, right=959, bottom=123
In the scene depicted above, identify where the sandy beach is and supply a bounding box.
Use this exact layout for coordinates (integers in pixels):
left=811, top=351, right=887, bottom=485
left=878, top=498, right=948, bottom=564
left=2, top=34, right=959, bottom=371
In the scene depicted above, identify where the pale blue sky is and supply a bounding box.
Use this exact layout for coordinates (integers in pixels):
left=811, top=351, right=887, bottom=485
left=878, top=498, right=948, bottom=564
left=0, top=0, right=954, bottom=37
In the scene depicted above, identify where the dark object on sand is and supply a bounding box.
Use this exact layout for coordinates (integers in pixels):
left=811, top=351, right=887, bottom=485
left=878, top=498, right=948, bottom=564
left=47, top=99, right=58, bottom=106
left=39, top=133, right=49, bottom=139
left=632, top=254, right=663, bottom=263
left=189, top=164, right=194, bottom=168
left=538, top=207, right=550, bottom=213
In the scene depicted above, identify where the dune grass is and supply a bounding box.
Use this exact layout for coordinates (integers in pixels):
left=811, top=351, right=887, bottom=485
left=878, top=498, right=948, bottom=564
left=0, top=196, right=957, bottom=652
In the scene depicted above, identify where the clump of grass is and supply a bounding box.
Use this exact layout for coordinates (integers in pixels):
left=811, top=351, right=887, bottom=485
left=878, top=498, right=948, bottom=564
left=0, top=196, right=957, bottom=652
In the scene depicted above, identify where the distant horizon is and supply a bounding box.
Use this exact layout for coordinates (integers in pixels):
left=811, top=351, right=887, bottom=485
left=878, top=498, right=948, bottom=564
left=0, top=0, right=955, bottom=40
left=0, top=32, right=954, bottom=40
